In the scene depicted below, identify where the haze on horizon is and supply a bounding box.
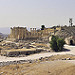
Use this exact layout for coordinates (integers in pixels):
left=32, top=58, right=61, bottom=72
left=0, top=0, right=75, bottom=28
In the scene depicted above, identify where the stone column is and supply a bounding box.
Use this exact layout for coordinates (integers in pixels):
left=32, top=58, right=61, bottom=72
left=30, top=28, right=32, bottom=32
left=22, top=29, right=23, bottom=39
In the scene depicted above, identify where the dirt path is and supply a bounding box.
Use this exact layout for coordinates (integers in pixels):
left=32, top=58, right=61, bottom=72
left=64, top=45, right=75, bottom=54
left=0, top=45, right=75, bottom=62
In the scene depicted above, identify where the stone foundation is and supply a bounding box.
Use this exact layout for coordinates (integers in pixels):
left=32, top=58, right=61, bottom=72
left=1, top=48, right=44, bottom=57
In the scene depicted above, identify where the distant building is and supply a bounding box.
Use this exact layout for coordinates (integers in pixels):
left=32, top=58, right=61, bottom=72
left=7, top=26, right=57, bottom=41
left=8, top=27, right=41, bottom=41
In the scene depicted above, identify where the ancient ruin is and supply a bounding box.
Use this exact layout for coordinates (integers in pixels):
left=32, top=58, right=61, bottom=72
left=8, top=27, right=41, bottom=41
left=55, top=26, right=75, bottom=45
left=3, top=24, right=75, bottom=57
left=7, top=26, right=57, bottom=41
left=7, top=26, right=75, bottom=45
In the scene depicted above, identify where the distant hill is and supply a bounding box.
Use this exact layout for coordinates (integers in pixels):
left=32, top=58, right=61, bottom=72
left=0, top=27, right=10, bottom=34
left=0, top=33, right=3, bottom=35
left=0, top=32, right=8, bottom=39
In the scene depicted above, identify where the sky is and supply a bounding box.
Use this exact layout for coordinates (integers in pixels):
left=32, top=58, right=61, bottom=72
left=0, top=0, right=75, bottom=28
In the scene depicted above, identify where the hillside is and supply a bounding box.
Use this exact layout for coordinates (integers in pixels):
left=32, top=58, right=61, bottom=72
left=0, top=32, right=8, bottom=39
left=55, top=26, right=75, bottom=38
left=0, top=27, right=10, bottom=34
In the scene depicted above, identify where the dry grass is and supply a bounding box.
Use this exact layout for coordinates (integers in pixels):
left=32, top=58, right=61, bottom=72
left=33, top=43, right=48, bottom=47
left=3, top=48, right=36, bottom=52
left=0, top=60, right=75, bottom=75
left=0, top=54, right=75, bottom=75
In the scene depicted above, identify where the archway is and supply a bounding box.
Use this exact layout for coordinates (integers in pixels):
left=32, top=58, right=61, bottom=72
left=70, top=40, right=73, bottom=45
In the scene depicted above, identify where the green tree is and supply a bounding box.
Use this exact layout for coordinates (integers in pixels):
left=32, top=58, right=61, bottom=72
left=50, top=35, right=65, bottom=52
left=41, top=25, right=45, bottom=30
left=50, top=35, right=58, bottom=51
left=57, top=38, right=65, bottom=51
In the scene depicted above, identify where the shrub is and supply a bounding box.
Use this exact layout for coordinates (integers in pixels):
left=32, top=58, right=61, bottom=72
left=50, top=35, right=65, bottom=52
left=57, top=38, right=65, bottom=51
left=41, top=25, right=45, bottom=30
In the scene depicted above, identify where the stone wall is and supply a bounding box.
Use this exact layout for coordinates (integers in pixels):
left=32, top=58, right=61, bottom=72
left=8, top=27, right=42, bottom=41
left=1, top=48, right=44, bottom=57
left=65, top=36, right=75, bottom=45
left=8, top=26, right=61, bottom=41
left=9, top=27, right=27, bottom=40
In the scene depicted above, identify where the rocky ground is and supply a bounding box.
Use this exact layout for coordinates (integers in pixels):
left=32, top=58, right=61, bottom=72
left=0, top=40, right=51, bottom=57
left=0, top=40, right=75, bottom=75
left=0, top=40, right=50, bottom=51
left=0, top=54, right=75, bottom=75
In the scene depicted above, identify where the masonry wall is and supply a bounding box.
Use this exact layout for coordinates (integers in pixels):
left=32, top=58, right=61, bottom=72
left=8, top=26, right=58, bottom=41
left=8, top=27, right=42, bottom=41
left=65, top=36, right=75, bottom=45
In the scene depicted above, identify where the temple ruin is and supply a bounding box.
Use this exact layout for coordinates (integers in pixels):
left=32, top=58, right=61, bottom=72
left=7, top=26, right=57, bottom=41
left=8, top=27, right=42, bottom=41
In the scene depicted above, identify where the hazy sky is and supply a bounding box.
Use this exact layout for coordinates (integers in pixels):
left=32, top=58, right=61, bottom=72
left=0, top=0, right=75, bottom=28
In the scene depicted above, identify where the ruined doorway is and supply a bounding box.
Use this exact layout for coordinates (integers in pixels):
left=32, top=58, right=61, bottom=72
left=70, top=40, right=73, bottom=45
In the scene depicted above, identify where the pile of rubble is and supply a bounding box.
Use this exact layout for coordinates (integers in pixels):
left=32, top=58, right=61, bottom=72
left=0, top=54, right=74, bottom=66
left=0, top=40, right=51, bottom=57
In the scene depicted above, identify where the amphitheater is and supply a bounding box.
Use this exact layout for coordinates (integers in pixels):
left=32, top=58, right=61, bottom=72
left=55, top=26, right=75, bottom=45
